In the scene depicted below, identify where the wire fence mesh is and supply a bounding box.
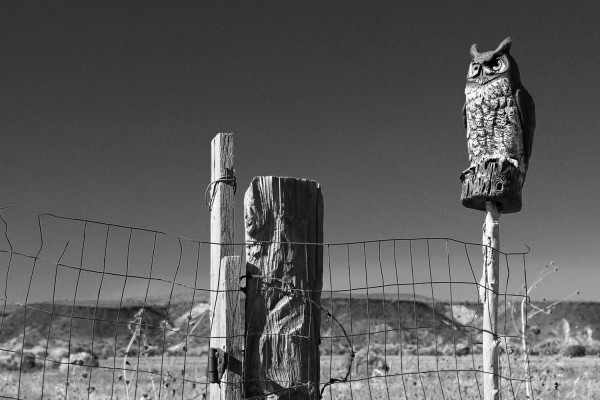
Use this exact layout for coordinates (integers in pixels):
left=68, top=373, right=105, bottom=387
left=0, top=213, right=531, bottom=399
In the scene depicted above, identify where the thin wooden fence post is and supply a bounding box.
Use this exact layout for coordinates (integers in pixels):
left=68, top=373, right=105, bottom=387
left=209, top=133, right=242, bottom=400
left=244, top=176, right=323, bottom=399
left=210, top=256, right=243, bottom=399
left=481, top=201, right=500, bottom=400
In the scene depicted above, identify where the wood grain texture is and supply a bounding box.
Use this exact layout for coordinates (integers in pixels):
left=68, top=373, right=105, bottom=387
left=481, top=201, right=500, bottom=400
left=244, top=176, right=323, bottom=399
left=209, top=133, right=239, bottom=400
left=210, top=133, right=235, bottom=259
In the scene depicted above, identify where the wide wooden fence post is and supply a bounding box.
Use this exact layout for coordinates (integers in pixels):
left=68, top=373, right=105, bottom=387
left=209, top=133, right=243, bottom=400
left=244, top=176, right=323, bottom=399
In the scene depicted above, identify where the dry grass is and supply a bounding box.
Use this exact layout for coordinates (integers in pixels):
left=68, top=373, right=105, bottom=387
left=321, top=354, right=600, bottom=399
left=1, top=355, right=598, bottom=400
left=0, top=356, right=208, bottom=400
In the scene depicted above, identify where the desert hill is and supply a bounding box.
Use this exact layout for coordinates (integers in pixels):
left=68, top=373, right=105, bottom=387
left=1, top=294, right=599, bottom=367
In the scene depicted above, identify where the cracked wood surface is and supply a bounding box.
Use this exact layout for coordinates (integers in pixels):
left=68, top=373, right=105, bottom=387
left=244, top=176, right=323, bottom=399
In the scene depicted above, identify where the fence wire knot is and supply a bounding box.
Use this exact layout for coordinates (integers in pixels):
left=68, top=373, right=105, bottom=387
left=205, top=167, right=237, bottom=211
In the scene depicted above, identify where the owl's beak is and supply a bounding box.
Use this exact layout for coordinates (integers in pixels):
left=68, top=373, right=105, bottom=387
left=474, top=76, right=493, bottom=85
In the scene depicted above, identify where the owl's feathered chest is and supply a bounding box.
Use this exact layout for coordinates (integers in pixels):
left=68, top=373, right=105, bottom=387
left=465, top=77, right=523, bottom=166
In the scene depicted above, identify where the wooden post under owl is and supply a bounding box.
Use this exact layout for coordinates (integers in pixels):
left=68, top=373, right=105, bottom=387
left=460, top=37, right=535, bottom=400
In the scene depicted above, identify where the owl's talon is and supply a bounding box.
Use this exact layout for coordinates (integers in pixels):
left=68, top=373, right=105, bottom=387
left=498, top=157, right=519, bottom=169
left=507, top=158, right=519, bottom=169
left=460, top=167, right=475, bottom=181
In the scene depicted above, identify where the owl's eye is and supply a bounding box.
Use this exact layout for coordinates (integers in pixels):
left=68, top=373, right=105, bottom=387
left=491, top=59, right=504, bottom=71
left=468, top=62, right=480, bottom=78
left=484, top=58, right=507, bottom=74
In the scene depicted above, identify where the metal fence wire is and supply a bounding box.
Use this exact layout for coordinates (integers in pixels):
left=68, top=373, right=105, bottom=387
left=0, top=214, right=531, bottom=399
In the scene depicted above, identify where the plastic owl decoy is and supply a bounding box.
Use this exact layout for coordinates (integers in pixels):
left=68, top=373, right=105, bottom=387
left=460, top=37, right=536, bottom=213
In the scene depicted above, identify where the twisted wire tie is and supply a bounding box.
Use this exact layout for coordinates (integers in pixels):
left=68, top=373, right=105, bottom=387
left=205, top=168, right=237, bottom=211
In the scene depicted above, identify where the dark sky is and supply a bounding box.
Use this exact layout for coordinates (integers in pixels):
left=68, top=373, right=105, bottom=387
left=1, top=1, right=599, bottom=301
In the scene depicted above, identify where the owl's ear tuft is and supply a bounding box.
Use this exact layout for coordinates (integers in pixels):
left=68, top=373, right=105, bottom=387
left=495, top=37, right=512, bottom=55
left=470, top=44, right=479, bottom=58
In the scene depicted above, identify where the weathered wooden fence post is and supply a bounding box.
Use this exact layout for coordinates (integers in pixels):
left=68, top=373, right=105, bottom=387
left=460, top=37, right=536, bottom=400
left=244, top=176, right=323, bottom=399
left=209, top=133, right=243, bottom=399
